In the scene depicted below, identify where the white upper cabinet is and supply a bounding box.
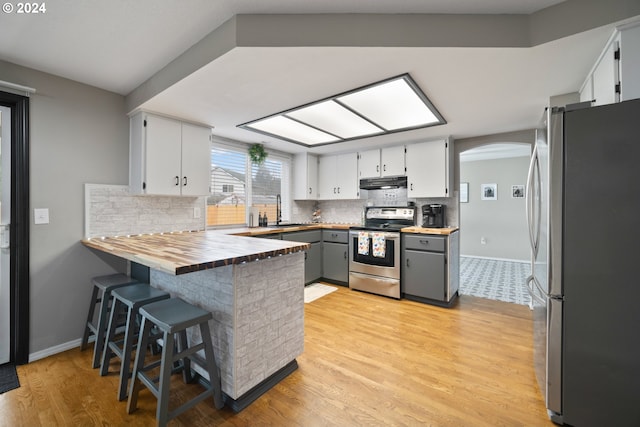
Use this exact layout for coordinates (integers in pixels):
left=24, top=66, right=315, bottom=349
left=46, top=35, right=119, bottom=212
left=358, top=149, right=381, bottom=179
left=358, top=146, right=405, bottom=179
left=405, top=138, right=453, bottom=198
left=293, top=153, right=318, bottom=200
left=380, top=146, right=406, bottom=177
left=580, top=21, right=640, bottom=106
left=318, top=153, right=359, bottom=200
left=130, top=112, right=211, bottom=196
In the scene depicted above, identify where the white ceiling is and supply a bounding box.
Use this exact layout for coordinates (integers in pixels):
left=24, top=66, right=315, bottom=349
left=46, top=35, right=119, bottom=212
left=1, top=0, right=637, bottom=155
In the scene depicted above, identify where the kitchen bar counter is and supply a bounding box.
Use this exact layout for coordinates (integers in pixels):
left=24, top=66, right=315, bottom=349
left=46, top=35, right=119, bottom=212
left=82, top=230, right=308, bottom=411
left=82, top=230, right=309, bottom=275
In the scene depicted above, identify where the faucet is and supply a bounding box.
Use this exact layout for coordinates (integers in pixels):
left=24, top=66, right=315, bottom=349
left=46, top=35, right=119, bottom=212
left=276, top=194, right=282, bottom=226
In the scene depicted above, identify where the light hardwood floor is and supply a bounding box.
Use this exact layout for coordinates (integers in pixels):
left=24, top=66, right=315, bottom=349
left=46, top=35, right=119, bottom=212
left=0, top=286, right=554, bottom=426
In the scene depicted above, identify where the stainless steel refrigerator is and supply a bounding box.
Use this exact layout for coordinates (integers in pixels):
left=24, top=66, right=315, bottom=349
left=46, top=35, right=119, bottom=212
left=526, top=98, right=640, bottom=426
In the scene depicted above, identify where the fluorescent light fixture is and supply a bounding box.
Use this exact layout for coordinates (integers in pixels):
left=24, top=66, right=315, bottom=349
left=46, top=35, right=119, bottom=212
left=247, top=115, right=340, bottom=145
left=238, top=74, right=445, bottom=147
left=287, top=100, right=383, bottom=139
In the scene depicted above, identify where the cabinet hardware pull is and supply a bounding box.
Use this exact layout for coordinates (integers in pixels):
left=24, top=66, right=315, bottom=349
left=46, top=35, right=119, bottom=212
left=175, top=176, right=180, bottom=186
left=343, top=251, right=347, bottom=259
left=410, top=183, right=414, bottom=191
left=383, top=164, right=386, bottom=171
left=376, top=165, right=379, bottom=172
left=183, top=176, right=188, bottom=186
left=406, top=259, right=410, bottom=267
left=419, top=240, right=430, bottom=245
left=333, top=187, right=336, bottom=194
left=309, top=187, right=312, bottom=194
left=337, top=187, right=340, bottom=194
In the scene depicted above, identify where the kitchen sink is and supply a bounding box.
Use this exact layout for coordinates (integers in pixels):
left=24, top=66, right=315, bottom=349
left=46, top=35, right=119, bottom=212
left=270, top=223, right=313, bottom=228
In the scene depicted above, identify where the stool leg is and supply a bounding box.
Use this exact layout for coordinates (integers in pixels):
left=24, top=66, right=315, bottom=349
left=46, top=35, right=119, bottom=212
left=127, top=317, right=152, bottom=415
left=177, top=330, right=194, bottom=384
left=200, top=321, right=224, bottom=409
left=157, top=331, right=175, bottom=427
left=117, top=305, right=137, bottom=401
left=91, top=289, right=113, bottom=369
left=81, top=285, right=100, bottom=351
left=100, top=298, right=122, bottom=376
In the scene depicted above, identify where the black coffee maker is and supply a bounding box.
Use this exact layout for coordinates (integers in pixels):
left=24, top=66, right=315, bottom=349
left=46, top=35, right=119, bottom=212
left=422, top=204, right=446, bottom=228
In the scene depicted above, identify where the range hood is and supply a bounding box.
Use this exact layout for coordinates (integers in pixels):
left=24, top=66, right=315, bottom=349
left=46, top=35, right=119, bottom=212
left=359, top=176, right=407, bottom=190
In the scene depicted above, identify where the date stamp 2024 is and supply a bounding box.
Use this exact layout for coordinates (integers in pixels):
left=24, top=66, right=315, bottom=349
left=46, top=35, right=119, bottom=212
left=2, top=2, right=47, bottom=14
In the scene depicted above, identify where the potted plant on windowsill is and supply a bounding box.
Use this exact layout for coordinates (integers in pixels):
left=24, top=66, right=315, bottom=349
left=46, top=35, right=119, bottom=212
left=249, top=144, right=267, bottom=165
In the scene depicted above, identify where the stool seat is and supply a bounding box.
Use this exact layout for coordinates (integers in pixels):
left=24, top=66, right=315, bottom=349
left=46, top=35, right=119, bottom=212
left=101, top=283, right=170, bottom=401
left=81, top=273, right=139, bottom=369
left=127, top=298, right=223, bottom=426
left=138, top=298, right=213, bottom=334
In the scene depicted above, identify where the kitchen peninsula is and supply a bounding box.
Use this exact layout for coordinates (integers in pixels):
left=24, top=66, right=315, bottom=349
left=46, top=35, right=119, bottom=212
left=82, top=231, right=309, bottom=412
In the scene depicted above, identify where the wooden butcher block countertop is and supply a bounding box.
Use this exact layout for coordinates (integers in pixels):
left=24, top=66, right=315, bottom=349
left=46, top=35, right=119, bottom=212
left=230, top=223, right=355, bottom=236
left=82, top=231, right=310, bottom=275
left=401, top=226, right=459, bottom=235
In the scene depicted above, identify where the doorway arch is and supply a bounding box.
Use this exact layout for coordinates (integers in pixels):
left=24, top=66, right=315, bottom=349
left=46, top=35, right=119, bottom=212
left=453, top=131, right=533, bottom=304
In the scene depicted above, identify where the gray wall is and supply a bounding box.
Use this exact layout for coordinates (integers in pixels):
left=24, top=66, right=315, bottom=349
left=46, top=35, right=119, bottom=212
left=459, top=156, right=530, bottom=261
left=0, top=60, right=130, bottom=357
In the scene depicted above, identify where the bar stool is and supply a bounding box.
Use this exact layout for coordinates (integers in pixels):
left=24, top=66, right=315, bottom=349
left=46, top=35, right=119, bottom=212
left=81, top=273, right=139, bottom=369
left=127, top=298, right=224, bottom=426
left=101, top=283, right=170, bottom=401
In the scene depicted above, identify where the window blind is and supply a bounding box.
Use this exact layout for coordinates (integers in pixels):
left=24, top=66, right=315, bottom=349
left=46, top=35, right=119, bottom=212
left=208, top=142, right=291, bottom=227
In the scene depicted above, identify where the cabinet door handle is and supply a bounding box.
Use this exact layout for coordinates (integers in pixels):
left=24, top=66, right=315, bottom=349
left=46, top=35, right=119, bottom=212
left=337, top=187, right=340, bottom=194
left=410, top=183, right=414, bottom=191
left=343, top=251, right=347, bottom=259
left=383, top=164, right=387, bottom=172
left=175, top=176, right=180, bottom=186
left=406, top=258, right=410, bottom=267
left=376, top=165, right=379, bottom=172
left=309, top=187, right=312, bottom=194
left=333, top=187, right=336, bottom=194
left=183, top=176, right=188, bottom=186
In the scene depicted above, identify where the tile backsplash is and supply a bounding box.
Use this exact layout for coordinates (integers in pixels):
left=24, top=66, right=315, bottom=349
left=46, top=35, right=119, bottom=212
left=84, top=184, right=206, bottom=238
left=292, top=197, right=459, bottom=227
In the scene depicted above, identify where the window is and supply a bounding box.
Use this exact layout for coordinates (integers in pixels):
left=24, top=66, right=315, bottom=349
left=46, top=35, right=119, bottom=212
left=208, top=141, right=291, bottom=227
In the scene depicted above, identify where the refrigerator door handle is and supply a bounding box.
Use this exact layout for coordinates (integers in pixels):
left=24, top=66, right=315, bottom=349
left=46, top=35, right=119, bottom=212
left=526, top=144, right=539, bottom=256
left=526, top=274, right=546, bottom=305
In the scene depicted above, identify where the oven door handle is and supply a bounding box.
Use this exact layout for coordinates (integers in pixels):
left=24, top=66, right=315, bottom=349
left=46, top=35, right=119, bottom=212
left=349, top=231, right=400, bottom=240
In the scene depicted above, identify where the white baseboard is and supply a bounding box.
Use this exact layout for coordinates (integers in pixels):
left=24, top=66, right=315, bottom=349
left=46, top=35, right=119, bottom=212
left=29, top=338, right=83, bottom=363
left=460, top=254, right=529, bottom=264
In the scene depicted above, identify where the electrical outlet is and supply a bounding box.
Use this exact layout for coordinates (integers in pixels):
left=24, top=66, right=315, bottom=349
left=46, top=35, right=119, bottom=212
left=481, top=237, right=487, bottom=245
left=193, top=207, right=201, bottom=219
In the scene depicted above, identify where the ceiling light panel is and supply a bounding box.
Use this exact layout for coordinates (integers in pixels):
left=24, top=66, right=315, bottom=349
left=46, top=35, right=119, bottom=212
left=287, top=100, right=383, bottom=139
left=337, top=77, right=440, bottom=130
left=246, top=115, right=339, bottom=145
left=238, top=74, right=445, bottom=147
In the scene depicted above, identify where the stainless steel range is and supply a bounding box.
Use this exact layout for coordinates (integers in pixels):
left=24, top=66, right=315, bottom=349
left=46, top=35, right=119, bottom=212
left=348, top=206, right=416, bottom=299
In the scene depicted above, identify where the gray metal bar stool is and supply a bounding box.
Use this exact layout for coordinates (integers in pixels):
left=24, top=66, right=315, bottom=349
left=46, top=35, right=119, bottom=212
left=101, top=283, right=170, bottom=401
left=127, top=298, right=224, bottom=426
left=81, top=273, right=139, bottom=369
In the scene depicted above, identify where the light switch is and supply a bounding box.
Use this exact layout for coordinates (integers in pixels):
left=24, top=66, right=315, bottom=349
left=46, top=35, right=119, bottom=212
left=34, top=208, right=50, bottom=225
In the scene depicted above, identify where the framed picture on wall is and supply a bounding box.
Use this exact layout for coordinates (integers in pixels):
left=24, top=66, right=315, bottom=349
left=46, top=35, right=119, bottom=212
left=481, top=183, right=497, bottom=200
left=511, top=185, right=525, bottom=198
left=460, top=182, right=469, bottom=203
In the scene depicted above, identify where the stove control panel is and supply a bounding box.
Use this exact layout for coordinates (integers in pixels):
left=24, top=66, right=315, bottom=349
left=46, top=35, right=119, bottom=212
left=365, top=206, right=416, bottom=220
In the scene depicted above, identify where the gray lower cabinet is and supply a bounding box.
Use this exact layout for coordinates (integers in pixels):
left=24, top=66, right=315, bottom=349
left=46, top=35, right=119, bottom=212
left=401, top=232, right=459, bottom=307
left=322, top=230, right=348, bottom=285
left=282, top=230, right=322, bottom=284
